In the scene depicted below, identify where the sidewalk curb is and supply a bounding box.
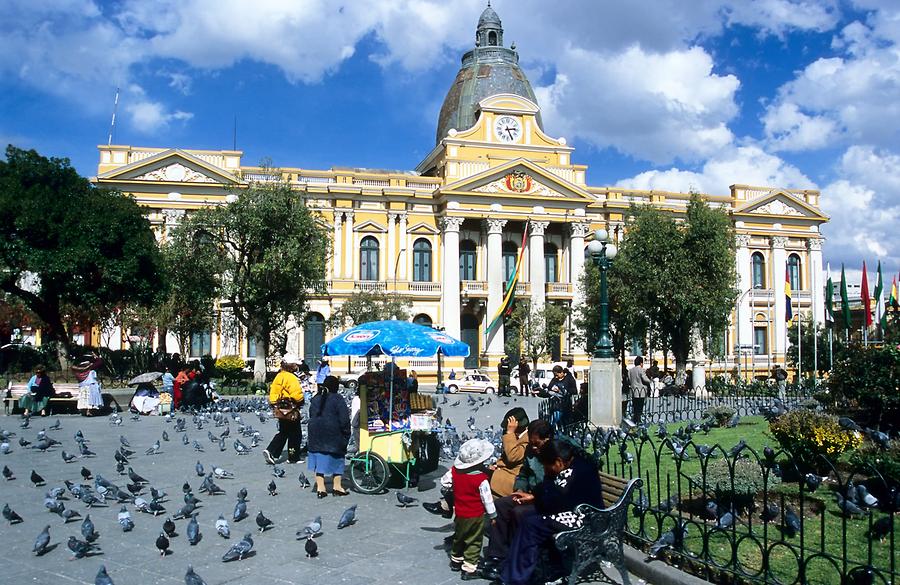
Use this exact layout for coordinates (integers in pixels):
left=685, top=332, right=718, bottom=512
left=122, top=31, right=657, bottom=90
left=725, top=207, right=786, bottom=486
left=624, top=545, right=712, bottom=585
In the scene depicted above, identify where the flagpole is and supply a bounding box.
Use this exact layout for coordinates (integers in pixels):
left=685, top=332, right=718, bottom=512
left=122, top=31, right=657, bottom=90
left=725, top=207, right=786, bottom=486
left=811, top=263, right=818, bottom=383
left=797, top=292, right=802, bottom=381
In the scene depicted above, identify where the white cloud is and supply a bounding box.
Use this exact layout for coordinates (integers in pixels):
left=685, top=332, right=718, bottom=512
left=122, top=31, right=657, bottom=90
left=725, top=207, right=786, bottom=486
left=762, top=103, right=839, bottom=151
left=535, top=45, right=739, bottom=164
left=125, top=100, right=193, bottom=134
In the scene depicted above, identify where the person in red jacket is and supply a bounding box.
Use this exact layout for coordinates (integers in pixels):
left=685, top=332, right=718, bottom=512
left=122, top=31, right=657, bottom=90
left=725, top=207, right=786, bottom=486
left=440, top=438, right=496, bottom=580
left=173, top=367, right=189, bottom=410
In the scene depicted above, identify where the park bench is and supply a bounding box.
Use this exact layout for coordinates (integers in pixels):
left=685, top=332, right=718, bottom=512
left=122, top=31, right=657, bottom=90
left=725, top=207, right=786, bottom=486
left=552, top=470, right=643, bottom=585
left=4, top=382, right=121, bottom=415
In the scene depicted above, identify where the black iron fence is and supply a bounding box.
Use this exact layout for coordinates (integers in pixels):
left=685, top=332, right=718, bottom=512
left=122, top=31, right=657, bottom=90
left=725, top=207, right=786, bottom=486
left=538, top=393, right=898, bottom=585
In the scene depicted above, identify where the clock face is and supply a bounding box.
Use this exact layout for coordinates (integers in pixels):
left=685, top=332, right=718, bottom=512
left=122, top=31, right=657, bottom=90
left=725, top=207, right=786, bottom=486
left=494, top=116, right=522, bottom=143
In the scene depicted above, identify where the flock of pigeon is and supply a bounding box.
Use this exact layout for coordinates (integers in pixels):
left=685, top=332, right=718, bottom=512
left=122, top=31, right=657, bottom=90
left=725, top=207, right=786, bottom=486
left=0, top=397, right=366, bottom=585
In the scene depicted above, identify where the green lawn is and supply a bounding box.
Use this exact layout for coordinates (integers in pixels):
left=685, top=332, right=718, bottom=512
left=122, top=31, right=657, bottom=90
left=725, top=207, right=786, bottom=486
left=599, top=416, right=898, bottom=584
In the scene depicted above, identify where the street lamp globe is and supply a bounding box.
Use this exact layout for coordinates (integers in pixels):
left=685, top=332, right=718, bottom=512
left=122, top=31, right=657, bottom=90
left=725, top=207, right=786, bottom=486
left=605, top=244, right=618, bottom=260
left=593, top=228, right=608, bottom=243
left=587, top=240, right=604, bottom=256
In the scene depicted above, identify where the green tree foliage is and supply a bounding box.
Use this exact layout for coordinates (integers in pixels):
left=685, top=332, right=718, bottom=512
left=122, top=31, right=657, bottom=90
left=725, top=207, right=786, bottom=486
left=786, top=315, right=848, bottom=376
left=576, top=196, right=736, bottom=377
left=327, top=291, right=411, bottom=331
left=505, top=301, right=567, bottom=369
left=824, top=344, right=900, bottom=428
left=180, top=177, right=329, bottom=381
left=0, top=146, right=163, bottom=361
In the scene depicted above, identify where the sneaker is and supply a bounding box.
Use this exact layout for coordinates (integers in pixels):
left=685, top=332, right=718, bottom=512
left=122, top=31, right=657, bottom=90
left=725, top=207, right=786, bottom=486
left=263, top=450, right=276, bottom=465
left=481, top=565, right=502, bottom=582
left=460, top=570, right=480, bottom=581
left=424, top=501, right=452, bottom=519
left=449, top=560, right=462, bottom=572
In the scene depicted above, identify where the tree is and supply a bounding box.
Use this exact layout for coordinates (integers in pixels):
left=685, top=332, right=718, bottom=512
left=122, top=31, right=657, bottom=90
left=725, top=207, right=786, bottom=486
left=0, top=146, right=164, bottom=363
left=505, top=301, right=567, bottom=370
left=327, top=291, right=411, bottom=331
left=179, top=177, right=329, bottom=382
left=576, top=195, right=737, bottom=379
left=787, top=315, right=848, bottom=376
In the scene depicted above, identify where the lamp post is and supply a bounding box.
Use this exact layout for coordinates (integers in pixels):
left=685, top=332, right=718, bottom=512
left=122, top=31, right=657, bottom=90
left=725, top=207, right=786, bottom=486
left=586, top=229, right=618, bottom=359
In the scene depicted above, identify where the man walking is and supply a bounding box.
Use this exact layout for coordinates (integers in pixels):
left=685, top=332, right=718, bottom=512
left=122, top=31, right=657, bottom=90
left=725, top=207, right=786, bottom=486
left=517, top=358, right=531, bottom=396
left=497, top=356, right=512, bottom=397
left=627, top=357, right=651, bottom=423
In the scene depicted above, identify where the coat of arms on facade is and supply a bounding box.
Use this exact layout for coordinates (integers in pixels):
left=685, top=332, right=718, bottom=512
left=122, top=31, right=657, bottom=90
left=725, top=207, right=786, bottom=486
left=504, top=171, right=533, bottom=193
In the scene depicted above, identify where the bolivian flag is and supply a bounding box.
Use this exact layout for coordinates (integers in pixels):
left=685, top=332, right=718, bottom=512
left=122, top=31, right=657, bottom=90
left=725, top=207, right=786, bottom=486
left=891, top=276, right=899, bottom=309
left=785, top=266, right=793, bottom=321
left=487, top=223, right=529, bottom=334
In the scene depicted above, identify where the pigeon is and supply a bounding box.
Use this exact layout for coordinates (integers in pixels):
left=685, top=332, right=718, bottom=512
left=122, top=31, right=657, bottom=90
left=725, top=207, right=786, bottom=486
left=195, top=461, right=204, bottom=477
left=728, top=439, right=748, bottom=458
left=761, top=502, right=779, bottom=523
left=81, top=466, right=93, bottom=480
left=3, top=503, right=23, bottom=524
left=120, top=436, right=131, bottom=448
left=783, top=506, right=801, bottom=537
left=836, top=493, right=865, bottom=518
left=175, top=502, right=197, bottom=520
left=187, top=514, right=201, bottom=545
left=60, top=450, right=76, bottom=463
left=95, top=565, right=114, bottom=585
left=49, top=419, right=61, bottom=430
left=145, top=441, right=161, bottom=456
left=233, top=499, right=247, bottom=522
left=305, top=536, right=318, bottom=558
left=337, top=505, right=357, bottom=529
left=127, top=468, right=147, bottom=484
left=33, top=525, right=51, bottom=555
left=256, top=511, right=273, bottom=532
left=705, top=500, right=718, bottom=520
left=804, top=473, right=823, bottom=492
left=272, top=466, right=285, bottom=478
left=648, top=521, right=688, bottom=558
left=82, top=514, right=99, bottom=543
left=297, top=472, right=311, bottom=489
left=215, top=514, right=230, bottom=538
left=185, top=565, right=208, bottom=585
left=236, top=487, right=248, bottom=501
left=868, top=429, right=891, bottom=450
left=716, top=509, right=735, bottom=530
left=212, top=466, right=234, bottom=479
left=2, top=465, right=14, bottom=480
left=150, top=487, right=167, bottom=502
left=182, top=481, right=192, bottom=494
left=163, top=517, right=177, bottom=538
left=222, top=533, right=254, bottom=562
left=839, top=417, right=863, bottom=432
left=117, top=506, right=134, bottom=532
left=869, top=516, right=893, bottom=542
left=63, top=508, right=82, bottom=522
left=857, top=484, right=879, bottom=508
left=161, top=431, right=169, bottom=442
left=298, top=516, right=322, bottom=539
left=31, top=470, right=46, bottom=486
left=68, top=535, right=100, bottom=559
left=182, top=434, right=190, bottom=446
left=396, top=492, right=417, bottom=507
left=156, top=532, right=170, bottom=555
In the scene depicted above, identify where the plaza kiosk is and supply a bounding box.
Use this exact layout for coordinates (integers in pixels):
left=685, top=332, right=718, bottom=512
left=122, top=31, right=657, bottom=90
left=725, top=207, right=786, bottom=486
left=321, top=320, right=470, bottom=494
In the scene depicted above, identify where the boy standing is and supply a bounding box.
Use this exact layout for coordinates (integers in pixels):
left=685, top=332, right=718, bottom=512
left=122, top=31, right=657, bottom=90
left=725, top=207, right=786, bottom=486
left=442, top=438, right=496, bottom=580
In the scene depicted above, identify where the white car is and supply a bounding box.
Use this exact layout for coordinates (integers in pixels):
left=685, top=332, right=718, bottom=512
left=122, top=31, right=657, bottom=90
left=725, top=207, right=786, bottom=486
left=446, top=372, right=495, bottom=394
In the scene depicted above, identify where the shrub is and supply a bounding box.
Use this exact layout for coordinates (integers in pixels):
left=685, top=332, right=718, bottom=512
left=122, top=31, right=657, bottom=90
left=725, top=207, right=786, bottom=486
left=852, top=439, right=900, bottom=486
left=694, top=457, right=778, bottom=511
left=704, top=405, right=737, bottom=427
left=825, top=344, right=900, bottom=427
left=215, top=355, right=246, bottom=383
left=769, top=410, right=862, bottom=465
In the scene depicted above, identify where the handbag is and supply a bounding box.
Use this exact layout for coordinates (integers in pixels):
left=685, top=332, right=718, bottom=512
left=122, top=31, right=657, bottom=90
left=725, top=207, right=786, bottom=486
left=273, top=397, right=300, bottom=422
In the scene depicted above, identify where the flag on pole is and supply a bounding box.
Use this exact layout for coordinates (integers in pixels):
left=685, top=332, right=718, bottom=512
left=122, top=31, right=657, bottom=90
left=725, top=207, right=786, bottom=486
left=840, top=264, right=851, bottom=331
left=486, top=224, right=529, bottom=334
left=784, top=266, right=793, bottom=321
left=861, top=261, right=872, bottom=329
left=891, top=276, right=899, bottom=309
left=875, top=260, right=886, bottom=330
left=824, top=263, right=835, bottom=327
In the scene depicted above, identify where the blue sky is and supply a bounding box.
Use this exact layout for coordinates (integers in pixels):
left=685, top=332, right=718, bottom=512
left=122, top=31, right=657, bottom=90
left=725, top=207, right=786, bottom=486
left=1, top=0, right=898, bottom=281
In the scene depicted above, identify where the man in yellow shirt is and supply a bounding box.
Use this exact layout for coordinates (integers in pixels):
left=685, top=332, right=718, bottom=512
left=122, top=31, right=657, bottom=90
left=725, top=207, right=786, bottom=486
left=264, top=354, right=305, bottom=464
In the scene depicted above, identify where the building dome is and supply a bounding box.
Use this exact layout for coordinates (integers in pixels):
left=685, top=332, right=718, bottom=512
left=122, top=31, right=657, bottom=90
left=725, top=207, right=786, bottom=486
left=435, top=4, right=542, bottom=144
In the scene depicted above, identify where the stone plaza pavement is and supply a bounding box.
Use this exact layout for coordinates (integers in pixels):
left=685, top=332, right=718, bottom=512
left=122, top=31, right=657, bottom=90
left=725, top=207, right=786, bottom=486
left=0, top=392, right=636, bottom=585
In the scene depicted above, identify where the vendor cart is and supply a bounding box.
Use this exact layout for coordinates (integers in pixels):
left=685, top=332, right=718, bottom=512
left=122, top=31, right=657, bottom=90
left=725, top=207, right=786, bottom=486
left=321, top=320, right=469, bottom=494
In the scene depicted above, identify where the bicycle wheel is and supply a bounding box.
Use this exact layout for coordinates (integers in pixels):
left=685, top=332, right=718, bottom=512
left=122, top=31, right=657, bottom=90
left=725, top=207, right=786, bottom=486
left=349, top=451, right=389, bottom=494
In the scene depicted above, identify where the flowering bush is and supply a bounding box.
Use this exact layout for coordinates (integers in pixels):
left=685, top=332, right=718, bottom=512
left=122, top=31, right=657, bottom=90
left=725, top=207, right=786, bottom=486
left=852, top=440, right=900, bottom=485
left=215, top=355, right=246, bottom=383
left=693, top=457, right=778, bottom=511
left=769, top=410, right=862, bottom=465
left=704, top=405, right=737, bottom=427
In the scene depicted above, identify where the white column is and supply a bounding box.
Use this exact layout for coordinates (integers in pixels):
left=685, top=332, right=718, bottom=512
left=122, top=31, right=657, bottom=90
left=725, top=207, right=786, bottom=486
left=569, top=222, right=590, bottom=354
left=735, top=234, right=752, bottom=348
left=398, top=213, right=408, bottom=281
left=441, top=217, right=464, bottom=340
left=332, top=212, right=343, bottom=279
left=529, top=221, right=549, bottom=308
left=771, top=236, right=788, bottom=357
left=387, top=212, right=397, bottom=283
left=808, top=238, right=825, bottom=325
left=343, top=211, right=354, bottom=279
left=485, top=218, right=507, bottom=356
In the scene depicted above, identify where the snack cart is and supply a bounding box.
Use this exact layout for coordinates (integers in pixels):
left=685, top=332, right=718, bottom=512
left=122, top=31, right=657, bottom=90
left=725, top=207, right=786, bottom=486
left=321, top=320, right=470, bottom=494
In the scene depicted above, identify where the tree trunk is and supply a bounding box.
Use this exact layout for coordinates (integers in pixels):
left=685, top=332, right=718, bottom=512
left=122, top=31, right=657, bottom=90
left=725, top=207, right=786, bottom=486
left=253, top=337, right=268, bottom=384
left=158, top=326, right=169, bottom=354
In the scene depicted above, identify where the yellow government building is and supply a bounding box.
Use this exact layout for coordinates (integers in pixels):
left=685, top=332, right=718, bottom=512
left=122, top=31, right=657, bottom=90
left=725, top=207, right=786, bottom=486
left=91, top=5, right=828, bottom=379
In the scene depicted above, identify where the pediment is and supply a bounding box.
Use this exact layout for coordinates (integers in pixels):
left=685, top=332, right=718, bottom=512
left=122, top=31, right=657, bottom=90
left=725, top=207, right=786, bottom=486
left=354, top=220, right=387, bottom=233
left=734, top=190, right=827, bottom=220
left=407, top=222, right=440, bottom=235
left=441, top=159, right=594, bottom=203
left=97, top=149, right=243, bottom=185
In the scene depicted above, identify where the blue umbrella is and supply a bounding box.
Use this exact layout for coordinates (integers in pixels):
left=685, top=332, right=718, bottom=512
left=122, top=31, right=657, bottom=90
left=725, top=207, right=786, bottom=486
left=321, top=320, right=469, bottom=358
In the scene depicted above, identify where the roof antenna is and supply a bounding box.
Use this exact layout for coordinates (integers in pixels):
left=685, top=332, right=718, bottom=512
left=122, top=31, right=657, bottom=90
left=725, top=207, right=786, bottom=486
left=107, top=87, right=119, bottom=146
left=233, top=114, right=237, bottom=151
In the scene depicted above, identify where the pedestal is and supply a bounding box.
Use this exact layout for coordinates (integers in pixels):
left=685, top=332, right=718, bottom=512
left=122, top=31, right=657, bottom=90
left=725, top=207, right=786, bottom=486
left=692, top=360, right=709, bottom=398
left=589, top=358, right=622, bottom=429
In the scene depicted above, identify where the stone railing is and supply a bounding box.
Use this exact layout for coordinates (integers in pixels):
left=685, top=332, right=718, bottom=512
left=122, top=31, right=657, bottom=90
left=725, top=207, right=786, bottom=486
left=355, top=281, right=387, bottom=292
left=461, top=281, right=488, bottom=295
left=352, top=178, right=390, bottom=187
left=546, top=283, right=573, bottom=294
left=409, top=282, right=442, bottom=293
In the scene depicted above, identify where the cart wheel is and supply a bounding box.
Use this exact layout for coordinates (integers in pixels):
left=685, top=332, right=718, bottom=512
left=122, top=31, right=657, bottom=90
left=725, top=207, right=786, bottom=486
left=448, top=385, right=459, bottom=394
left=349, top=451, right=389, bottom=494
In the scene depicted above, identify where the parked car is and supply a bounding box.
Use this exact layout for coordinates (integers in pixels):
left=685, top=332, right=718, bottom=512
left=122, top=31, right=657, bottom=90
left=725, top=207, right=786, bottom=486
left=512, top=361, right=587, bottom=393
left=446, top=371, right=495, bottom=394
left=339, top=370, right=365, bottom=391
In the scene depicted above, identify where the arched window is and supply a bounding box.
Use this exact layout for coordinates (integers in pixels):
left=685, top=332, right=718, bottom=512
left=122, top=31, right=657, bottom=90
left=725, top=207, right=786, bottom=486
left=502, top=241, right=518, bottom=283
left=459, top=239, right=477, bottom=281
left=412, top=238, right=432, bottom=282
left=788, top=254, right=801, bottom=290
left=751, top=252, right=765, bottom=289
left=488, top=31, right=497, bottom=46
left=413, top=314, right=432, bottom=327
left=360, top=236, right=379, bottom=281
left=544, top=243, right=558, bottom=283
left=303, top=313, right=325, bottom=364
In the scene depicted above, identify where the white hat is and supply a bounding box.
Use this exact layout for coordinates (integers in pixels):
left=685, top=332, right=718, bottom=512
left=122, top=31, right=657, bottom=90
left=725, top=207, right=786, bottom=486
left=282, top=353, right=299, bottom=365
left=454, top=439, right=494, bottom=469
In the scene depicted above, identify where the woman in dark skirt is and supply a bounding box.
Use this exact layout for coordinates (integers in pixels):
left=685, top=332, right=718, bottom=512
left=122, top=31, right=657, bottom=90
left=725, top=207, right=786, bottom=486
left=306, top=375, right=351, bottom=497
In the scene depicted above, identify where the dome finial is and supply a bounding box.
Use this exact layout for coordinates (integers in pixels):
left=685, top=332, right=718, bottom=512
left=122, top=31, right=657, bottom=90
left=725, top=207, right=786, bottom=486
left=476, top=2, right=503, bottom=47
